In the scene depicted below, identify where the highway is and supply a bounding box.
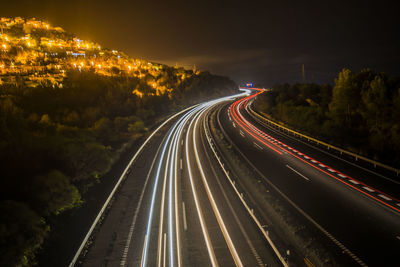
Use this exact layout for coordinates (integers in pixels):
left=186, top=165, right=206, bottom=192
left=218, top=88, right=400, bottom=266
left=79, top=93, right=286, bottom=267
left=74, top=88, right=400, bottom=267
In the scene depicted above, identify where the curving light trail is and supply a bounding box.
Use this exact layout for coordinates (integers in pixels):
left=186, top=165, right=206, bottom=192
left=140, top=92, right=247, bottom=267
left=229, top=88, right=400, bottom=213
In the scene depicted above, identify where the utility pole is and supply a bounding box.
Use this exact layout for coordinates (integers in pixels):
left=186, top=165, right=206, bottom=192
left=302, top=64, right=306, bottom=83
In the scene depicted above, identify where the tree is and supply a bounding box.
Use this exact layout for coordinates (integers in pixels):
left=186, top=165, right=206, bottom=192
left=93, top=117, right=113, bottom=142
left=360, top=75, right=389, bottom=128
left=128, top=120, right=146, bottom=134
left=0, top=200, right=49, bottom=267
left=328, top=68, right=360, bottom=127
left=26, top=170, right=82, bottom=215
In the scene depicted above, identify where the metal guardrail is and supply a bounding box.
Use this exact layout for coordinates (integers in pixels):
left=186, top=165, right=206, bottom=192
left=248, top=103, right=400, bottom=176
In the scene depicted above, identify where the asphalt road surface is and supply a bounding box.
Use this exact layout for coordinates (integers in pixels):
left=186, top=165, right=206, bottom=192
left=219, top=88, right=400, bottom=266
left=75, top=88, right=400, bottom=267
left=80, top=92, right=285, bottom=267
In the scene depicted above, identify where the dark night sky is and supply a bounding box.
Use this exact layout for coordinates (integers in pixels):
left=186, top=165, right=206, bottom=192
left=2, top=0, right=400, bottom=86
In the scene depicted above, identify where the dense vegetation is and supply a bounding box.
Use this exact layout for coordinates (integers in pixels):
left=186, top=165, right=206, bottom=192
left=254, top=68, right=400, bottom=168
left=0, top=69, right=236, bottom=266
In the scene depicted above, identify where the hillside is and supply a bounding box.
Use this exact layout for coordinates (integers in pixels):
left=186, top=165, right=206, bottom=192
left=0, top=17, right=204, bottom=93
left=0, top=17, right=236, bottom=266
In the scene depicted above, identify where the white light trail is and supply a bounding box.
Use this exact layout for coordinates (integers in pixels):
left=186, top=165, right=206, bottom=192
left=192, top=107, right=243, bottom=267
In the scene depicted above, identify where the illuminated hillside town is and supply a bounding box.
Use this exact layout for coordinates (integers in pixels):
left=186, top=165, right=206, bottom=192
left=0, top=17, right=199, bottom=97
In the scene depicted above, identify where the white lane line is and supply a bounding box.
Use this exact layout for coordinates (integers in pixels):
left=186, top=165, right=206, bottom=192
left=378, top=194, right=392, bottom=201
left=181, top=139, right=183, bottom=146
left=396, top=203, right=400, bottom=207
left=253, top=142, right=263, bottom=150
left=396, top=236, right=400, bottom=241
left=304, top=156, right=310, bottom=159
left=362, top=186, right=375, bottom=192
left=349, top=179, right=360, bottom=185
left=318, top=164, right=325, bottom=167
left=327, top=168, right=335, bottom=172
left=240, top=131, right=245, bottom=137
left=311, top=160, right=318, bottom=163
left=182, top=202, right=187, bottom=231
left=286, top=165, right=310, bottom=181
left=338, top=174, right=347, bottom=178
left=180, top=158, right=182, bottom=170
left=233, top=122, right=236, bottom=128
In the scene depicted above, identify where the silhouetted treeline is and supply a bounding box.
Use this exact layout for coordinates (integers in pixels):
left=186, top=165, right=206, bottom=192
left=0, top=69, right=236, bottom=266
left=254, top=68, right=400, bottom=168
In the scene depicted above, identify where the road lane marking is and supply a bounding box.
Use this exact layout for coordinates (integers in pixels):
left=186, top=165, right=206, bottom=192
left=362, top=186, right=374, bottom=192
left=338, top=174, right=346, bottom=178
left=240, top=130, right=245, bottom=137
left=253, top=142, right=263, bottom=150
left=180, top=158, right=182, bottom=170
left=378, top=194, right=392, bottom=201
left=327, top=168, right=335, bottom=172
left=349, top=179, right=360, bottom=185
left=182, top=202, right=187, bottom=231
left=237, top=93, right=400, bottom=215
left=286, top=165, right=310, bottom=181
